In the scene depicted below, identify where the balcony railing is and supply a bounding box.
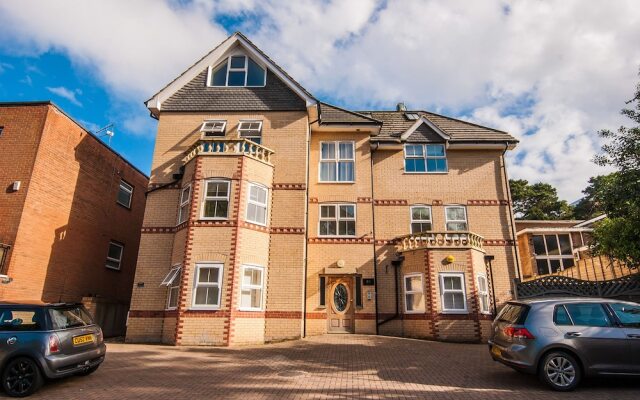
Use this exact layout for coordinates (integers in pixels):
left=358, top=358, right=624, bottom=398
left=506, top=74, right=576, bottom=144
left=396, top=231, right=484, bottom=252
left=183, top=138, right=275, bottom=165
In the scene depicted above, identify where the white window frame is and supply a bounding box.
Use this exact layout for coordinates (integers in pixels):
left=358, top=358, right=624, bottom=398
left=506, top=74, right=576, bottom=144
left=105, top=241, right=124, bottom=271
left=239, top=265, right=265, bottom=311
left=439, top=272, right=468, bottom=313
left=238, top=120, right=263, bottom=143
left=410, top=205, right=433, bottom=234
left=245, top=183, right=268, bottom=226
left=117, top=180, right=133, bottom=208
left=445, top=205, right=468, bottom=231
left=177, top=184, right=192, bottom=225
left=208, top=54, right=267, bottom=88
left=191, top=263, right=224, bottom=310
left=403, top=273, right=425, bottom=314
left=403, top=144, right=448, bottom=174
left=161, top=265, right=182, bottom=310
left=476, top=274, right=491, bottom=314
left=200, top=120, right=226, bottom=137
left=319, top=141, right=355, bottom=183
left=318, top=203, right=356, bottom=237
left=532, top=233, right=575, bottom=275
left=200, top=180, right=230, bottom=220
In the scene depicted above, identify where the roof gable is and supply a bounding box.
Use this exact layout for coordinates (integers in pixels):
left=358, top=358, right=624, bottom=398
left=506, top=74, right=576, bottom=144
left=146, top=32, right=316, bottom=116
left=400, top=116, right=450, bottom=142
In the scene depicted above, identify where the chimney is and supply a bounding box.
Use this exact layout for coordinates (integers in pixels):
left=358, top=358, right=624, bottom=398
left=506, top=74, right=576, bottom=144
left=396, top=102, right=407, bottom=112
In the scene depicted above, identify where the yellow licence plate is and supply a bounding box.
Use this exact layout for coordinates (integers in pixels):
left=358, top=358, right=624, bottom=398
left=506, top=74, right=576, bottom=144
left=491, top=345, right=501, bottom=357
left=72, top=334, right=95, bottom=346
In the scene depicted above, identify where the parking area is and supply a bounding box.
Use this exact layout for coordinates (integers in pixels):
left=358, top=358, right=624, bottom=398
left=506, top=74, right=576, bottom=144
left=15, top=334, right=640, bottom=399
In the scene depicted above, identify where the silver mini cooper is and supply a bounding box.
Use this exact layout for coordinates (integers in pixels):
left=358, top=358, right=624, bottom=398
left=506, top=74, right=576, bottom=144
left=489, top=297, right=640, bottom=391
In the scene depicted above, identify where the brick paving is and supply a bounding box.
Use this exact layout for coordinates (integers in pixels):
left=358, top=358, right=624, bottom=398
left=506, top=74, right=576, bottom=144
left=22, top=335, right=640, bottom=399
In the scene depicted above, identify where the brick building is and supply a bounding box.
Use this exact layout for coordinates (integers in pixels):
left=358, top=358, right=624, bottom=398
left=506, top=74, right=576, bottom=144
left=0, top=101, right=148, bottom=336
left=126, top=32, right=520, bottom=345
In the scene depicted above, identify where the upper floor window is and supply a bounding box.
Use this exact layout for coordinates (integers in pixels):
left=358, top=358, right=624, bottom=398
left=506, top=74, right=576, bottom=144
left=106, top=241, right=124, bottom=270
left=410, top=205, right=432, bottom=234
left=210, top=55, right=266, bottom=87
left=201, top=180, right=230, bottom=220
left=319, top=141, right=354, bottom=182
left=200, top=120, right=226, bottom=137
left=319, top=204, right=356, bottom=237
left=532, top=234, right=574, bottom=275
left=177, top=184, right=192, bottom=225
left=246, top=183, right=268, bottom=226
left=238, top=121, right=262, bottom=144
left=445, top=206, right=468, bottom=231
left=117, top=180, right=133, bottom=208
left=404, top=144, right=447, bottom=173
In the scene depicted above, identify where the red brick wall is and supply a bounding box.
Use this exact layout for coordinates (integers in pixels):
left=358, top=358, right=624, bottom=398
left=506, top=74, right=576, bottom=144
left=0, top=104, right=48, bottom=273
left=0, top=104, right=147, bottom=304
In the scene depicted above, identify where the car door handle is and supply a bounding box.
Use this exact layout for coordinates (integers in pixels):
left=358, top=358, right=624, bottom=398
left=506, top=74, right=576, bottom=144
left=628, top=334, right=640, bottom=339
left=7, top=337, right=17, bottom=345
left=566, top=332, right=582, bottom=337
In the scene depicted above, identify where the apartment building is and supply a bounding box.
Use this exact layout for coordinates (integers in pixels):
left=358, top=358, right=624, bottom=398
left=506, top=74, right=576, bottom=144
left=126, top=32, right=519, bottom=345
left=0, top=102, right=147, bottom=336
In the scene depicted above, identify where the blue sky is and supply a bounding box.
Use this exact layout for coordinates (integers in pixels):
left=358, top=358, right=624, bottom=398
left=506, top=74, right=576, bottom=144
left=1, top=0, right=639, bottom=200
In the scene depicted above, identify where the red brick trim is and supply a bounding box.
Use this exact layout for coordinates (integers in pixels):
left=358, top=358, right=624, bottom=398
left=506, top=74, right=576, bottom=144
left=192, top=220, right=236, bottom=227
left=466, top=250, right=482, bottom=342
left=270, top=227, right=305, bottom=234
left=240, top=221, right=270, bottom=233
left=374, top=239, right=395, bottom=245
left=357, top=197, right=373, bottom=203
left=425, top=250, right=437, bottom=339
left=373, top=199, right=408, bottom=206
left=484, top=239, right=515, bottom=246
left=141, top=227, right=175, bottom=233
left=432, top=200, right=443, bottom=206
left=273, top=183, right=306, bottom=190
left=355, top=313, right=376, bottom=320
left=309, top=197, right=319, bottom=203
left=305, top=312, right=327, bottom=319
left=182, top=310, right=230, bottom=318
left=308, top=237, right=374, bottom=244
left=467, top=199, right=510, bottom=206
left=265, top=311, right=303, bottom=319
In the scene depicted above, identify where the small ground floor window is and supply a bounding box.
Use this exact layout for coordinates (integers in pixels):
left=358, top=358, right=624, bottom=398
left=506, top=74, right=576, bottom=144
left=439, top=272, right=467, bottom=313
left=403, top=273, right=425, bottom=313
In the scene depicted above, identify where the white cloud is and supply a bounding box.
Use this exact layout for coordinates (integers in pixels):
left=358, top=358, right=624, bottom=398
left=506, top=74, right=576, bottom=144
left=46, top=86, right=82, bottom=106
left=0, top=62, right=13, bottom=74
left=1, top=0, right=639, bottom=200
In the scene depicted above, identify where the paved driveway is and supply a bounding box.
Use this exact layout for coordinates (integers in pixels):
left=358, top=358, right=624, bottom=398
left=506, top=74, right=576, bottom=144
left=16, top=335, right=639, bottom=399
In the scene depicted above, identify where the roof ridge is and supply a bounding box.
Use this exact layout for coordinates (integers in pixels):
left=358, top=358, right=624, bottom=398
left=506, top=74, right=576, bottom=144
left=319, top=102, right=382, bottom=124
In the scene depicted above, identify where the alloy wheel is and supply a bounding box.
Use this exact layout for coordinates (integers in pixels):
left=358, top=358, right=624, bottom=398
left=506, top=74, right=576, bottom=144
left=545, top=356, right=576, bottom=388
left=4, top=360, right=36, bottom=396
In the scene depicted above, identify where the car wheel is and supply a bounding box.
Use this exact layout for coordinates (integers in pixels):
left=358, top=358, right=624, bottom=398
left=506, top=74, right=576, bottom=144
left=76, top=365, right=100, bottom=376
left=2, top=357, right=43, bottom=397
left=539, top=351, right=581, bottom=391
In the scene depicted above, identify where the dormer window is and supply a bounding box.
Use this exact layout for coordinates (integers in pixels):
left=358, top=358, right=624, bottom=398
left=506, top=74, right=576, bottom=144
left=200, top=120, right=226, bottom=137
left=210, top=55, right=266, bottom=87
left=238, top=120, right=262, bottom=144
left=405, top=113, right=420, bottom=120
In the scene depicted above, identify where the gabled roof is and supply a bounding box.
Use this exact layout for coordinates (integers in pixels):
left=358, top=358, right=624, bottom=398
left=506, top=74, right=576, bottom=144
left=400, top=116, right=449, bottom=141
left=146, top=32, right=316, bottom=116
left=361, top=110, right=518, bottom=144
left=318, top=102, right=381, bottom=125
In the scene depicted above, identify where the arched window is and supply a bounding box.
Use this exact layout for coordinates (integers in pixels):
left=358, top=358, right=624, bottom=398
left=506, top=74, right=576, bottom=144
left=210, top=55, right=266, bottom=87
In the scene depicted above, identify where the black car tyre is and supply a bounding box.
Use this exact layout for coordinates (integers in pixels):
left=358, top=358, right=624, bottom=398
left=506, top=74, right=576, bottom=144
left=539, top=351, right=581, bottom=391
left=76, top=364, right=100, bottom=376
left=2, top=357, right=43, bottom=397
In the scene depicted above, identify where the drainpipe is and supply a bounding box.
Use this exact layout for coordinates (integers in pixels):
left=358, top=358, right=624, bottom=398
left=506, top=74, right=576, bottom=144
left=370, top=142, right=380, bottom=334
left=302, top=116, right=316, bottom=338
left=502, top=144, right=521, bottom=283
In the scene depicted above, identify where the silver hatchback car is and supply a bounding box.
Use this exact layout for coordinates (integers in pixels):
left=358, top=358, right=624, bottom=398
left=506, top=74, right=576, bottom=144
left=0, top=301, right=106, bottom=397
left=489, top=297, right=640, bottom=391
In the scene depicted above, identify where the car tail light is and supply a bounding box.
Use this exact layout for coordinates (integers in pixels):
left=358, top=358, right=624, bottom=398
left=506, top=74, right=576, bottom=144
left=96, top=328, right=104, bottom=344
left=48, top=334, right=60, bottom=354
left=503, top=326, right=535, bottom=339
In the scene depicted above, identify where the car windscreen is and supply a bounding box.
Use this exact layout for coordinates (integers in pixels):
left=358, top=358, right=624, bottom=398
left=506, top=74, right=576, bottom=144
left=48, top=306, right=94, bottom=330
left=497, top=303, right=529, bottom=324
left=0, top=308, right=45, bottom=332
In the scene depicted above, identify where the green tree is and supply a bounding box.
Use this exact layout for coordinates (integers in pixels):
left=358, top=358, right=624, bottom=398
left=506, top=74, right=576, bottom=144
left=590, top=73, right=640, bottom=268
left=571, top=174, right=615, bottom=220
left=509, top=179, right=573, bottom=220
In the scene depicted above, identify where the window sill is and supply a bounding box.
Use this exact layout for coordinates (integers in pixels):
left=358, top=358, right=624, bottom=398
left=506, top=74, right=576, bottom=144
left=245, top=220, right=268, bottom=227
left=238, top=308, right=264, bottom=312
left=198, top=218, right=230, bottom=221
left=403, top=171, right=449, bottom=175
left=188, top=306, right=221, bottom=311
left=440, top=310, right=469, bottom=315
left=317, top=235, right=358, bottom=239
left=404, top=310, right=426, bottom=314
left=116, top=201, right=132, bottom=210
left=317, top=181, right=356, bottom=184
left=105, top=265, right=121, bottom=271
